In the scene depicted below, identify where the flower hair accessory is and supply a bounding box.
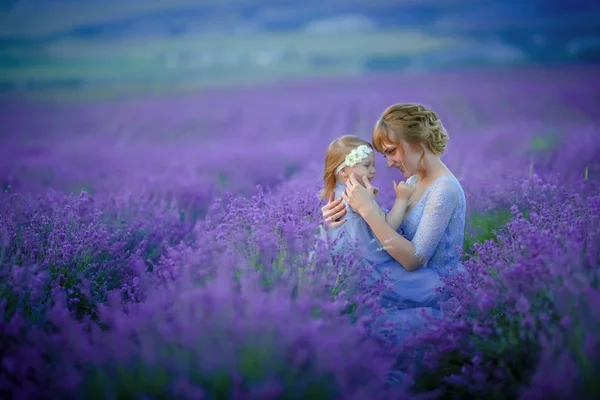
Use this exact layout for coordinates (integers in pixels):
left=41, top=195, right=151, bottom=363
left=335, top=145, right=373, bottom=174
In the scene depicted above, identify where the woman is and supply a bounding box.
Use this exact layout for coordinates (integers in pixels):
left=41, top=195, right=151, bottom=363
left=321, top=103, right=466, bottom=340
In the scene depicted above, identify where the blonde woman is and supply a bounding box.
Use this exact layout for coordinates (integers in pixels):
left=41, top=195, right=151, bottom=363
left=321, top=103, right=466, bottom=320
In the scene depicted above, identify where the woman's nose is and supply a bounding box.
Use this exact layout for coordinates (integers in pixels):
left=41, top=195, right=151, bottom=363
left=386, top=157, right=393, bottom=168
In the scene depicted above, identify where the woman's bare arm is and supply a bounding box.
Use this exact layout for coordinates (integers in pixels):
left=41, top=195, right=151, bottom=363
left=361, top=205, right=421, bottom=271
left=359, top=178, right=460, bottom=271
left=343, top=174, right=459, bottom=272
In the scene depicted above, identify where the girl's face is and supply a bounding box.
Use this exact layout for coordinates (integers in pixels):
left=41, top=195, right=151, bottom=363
left=340, top=151, right=376, bottom=185
left=380, top=138, right=423, bottom=179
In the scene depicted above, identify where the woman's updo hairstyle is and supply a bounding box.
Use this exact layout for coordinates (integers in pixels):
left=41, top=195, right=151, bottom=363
left=372, top=103, right=448, bottom=155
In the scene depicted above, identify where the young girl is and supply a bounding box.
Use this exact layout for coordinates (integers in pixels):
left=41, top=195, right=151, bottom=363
left=320, top=135, right=413, bottom=257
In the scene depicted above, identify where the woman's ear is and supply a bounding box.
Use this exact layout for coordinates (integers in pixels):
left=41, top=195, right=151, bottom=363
left=338, top=167, right=348, bottom=178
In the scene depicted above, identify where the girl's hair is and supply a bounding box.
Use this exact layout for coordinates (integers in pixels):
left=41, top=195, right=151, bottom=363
left=372, top=103, right=449, bottom=155
left=320, top=135, right=372, bottom=200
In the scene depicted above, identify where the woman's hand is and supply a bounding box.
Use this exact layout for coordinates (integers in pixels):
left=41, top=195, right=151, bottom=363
left=343, top=174, right=378, bottom=218
left=321, top=192, right=347, bottom=228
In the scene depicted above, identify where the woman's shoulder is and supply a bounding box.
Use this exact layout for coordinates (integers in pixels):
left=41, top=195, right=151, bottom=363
left=432, top=174, right=464, bottom=194
left=409, top=173, right=461, bottom=187
left=425, top=175, right=466, bottom=213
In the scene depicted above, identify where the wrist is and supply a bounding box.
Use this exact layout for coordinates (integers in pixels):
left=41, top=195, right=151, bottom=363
left=394, top=198, right=409, bottom=206
left=360, top=203, right=383, bottom=224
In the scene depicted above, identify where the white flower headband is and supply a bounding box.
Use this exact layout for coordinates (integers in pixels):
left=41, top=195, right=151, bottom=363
left=335, top=144, right=373, bottom=174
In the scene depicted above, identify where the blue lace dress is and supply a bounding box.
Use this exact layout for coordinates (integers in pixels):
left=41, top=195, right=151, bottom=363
left=326, top=175, right=466, bottom=342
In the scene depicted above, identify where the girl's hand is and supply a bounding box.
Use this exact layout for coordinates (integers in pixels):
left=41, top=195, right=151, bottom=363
left=321, top=193, right=347, bottom=228
left=392, top=180, right=414, bottom=203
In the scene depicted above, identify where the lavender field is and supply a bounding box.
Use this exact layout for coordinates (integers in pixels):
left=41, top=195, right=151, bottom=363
left=1, top=63, right=600, bottom=399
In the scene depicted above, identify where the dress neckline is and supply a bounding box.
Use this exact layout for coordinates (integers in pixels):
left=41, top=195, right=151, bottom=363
left=404, top=175, right=455, bottom=220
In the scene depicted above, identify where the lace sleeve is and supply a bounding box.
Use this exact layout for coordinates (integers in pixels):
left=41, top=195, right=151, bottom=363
left=412, top=179, right=459, bottom=267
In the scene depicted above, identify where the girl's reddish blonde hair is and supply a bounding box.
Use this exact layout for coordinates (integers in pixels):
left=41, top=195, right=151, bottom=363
left=320, top=135, right=373, bottom=200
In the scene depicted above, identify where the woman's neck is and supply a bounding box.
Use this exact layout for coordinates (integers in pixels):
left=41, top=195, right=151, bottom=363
left=418, top=153, right=447, bottom=184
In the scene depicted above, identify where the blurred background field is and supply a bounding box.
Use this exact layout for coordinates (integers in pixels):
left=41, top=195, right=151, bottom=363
left=1, top=0, right=599, bottom=195
left=1, top=0, right=599, bottom=253
left=1, top=0, right=599, bottom=102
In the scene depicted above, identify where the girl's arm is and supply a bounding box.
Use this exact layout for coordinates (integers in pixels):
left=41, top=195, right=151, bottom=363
left=384, top=199, right=408, bottom=231
left=384, top=179, right=413, bottom=231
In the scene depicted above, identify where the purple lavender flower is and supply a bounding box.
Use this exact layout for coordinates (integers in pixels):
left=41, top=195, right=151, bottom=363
left=1, top=64, right=599, bottom=398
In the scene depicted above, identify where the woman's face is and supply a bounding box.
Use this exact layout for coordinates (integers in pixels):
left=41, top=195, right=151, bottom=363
left=380, top=138, right=423, bottom=178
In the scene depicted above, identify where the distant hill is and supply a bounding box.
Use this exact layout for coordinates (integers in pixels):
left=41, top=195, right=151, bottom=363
left=0, top=0, right=599, bottom=99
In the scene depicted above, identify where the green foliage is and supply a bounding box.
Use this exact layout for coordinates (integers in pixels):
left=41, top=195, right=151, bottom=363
left=464, top=209, right=513, bottom=251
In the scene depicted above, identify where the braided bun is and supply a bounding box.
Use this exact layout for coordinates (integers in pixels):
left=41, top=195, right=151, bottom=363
left=372, top=103, right=448, bottom=155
